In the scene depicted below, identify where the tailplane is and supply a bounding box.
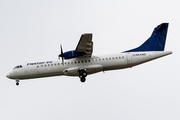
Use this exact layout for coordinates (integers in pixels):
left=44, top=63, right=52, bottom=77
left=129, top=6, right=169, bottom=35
left=124, top=23, right=169, bottom=52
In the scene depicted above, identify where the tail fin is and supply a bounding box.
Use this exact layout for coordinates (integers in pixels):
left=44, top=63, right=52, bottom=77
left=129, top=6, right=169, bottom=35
left=124, top=23, right=169, bottom=52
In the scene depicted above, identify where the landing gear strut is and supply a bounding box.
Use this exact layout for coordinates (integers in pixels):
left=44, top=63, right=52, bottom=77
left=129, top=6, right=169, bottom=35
left=78, top=69, right=87, bottom=83
left=16, top=80, right=19, bottom=86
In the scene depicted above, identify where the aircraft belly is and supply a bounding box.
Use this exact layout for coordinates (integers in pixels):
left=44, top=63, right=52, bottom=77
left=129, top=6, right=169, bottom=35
left=18, top=67, right=63, bottom=79
left=86, top=65, right=103, bottom=75
left=18, top=72, right=62, bottom=79
left=102, top=60, right=128, bottom=71
left=63, top=65, right=104, bottom=76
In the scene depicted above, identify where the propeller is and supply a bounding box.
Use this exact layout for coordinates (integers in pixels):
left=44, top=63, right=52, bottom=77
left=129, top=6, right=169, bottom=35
left=58, top=44, right=64, bottom=65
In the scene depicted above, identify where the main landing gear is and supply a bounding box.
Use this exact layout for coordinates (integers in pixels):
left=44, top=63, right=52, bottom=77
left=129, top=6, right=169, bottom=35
left=16, top=80, right=19, bottom=86
left=78, top=69, right=87, bottom=83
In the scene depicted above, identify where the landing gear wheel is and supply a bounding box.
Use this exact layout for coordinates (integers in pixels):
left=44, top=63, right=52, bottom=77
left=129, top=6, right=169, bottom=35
left=16, top=80, right=19, bottom=86
left=78, top=69, right=87, bottom=83
left=80, top=77, right=86, bottom=83
left=79, top=70, right=87, bottom=77
left=16, top=82, right=19, bottom=86
left=79, top=70, right=83, bottom=76
left=82, top=72, right=87, bottom=77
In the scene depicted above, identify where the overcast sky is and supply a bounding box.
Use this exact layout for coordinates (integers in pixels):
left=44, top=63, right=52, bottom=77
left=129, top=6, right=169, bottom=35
left=0, top=0, right=179, bottom=120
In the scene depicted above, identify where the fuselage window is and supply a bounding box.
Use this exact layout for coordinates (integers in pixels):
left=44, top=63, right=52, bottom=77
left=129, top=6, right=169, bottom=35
left=48, top=64, right=50, bottom=66
left=106, top=58, right=108, bottom=60
left=81, top=61, right=84, bottom=63
left=99, top=59, right=101, bottom=61
left=122, top=56, right=124, bottom=59
left=41, top=65, right=43, bottom=67
left=75, top=61, right=77, bottom=64
left=102, top=58, right=104, bottom=60
left=112, top=57, right=114, bottom=59
left=54, top=63, right=56, bottom=66
left=78, top=61, right=80, bottom=63
left=13, top=65, right=23, bottom=70
left=109, top=58, right=111, bottom=60
left=51, top=64, right=53, bottom=66
left=45, top=65, right=47, bottom=67
left=58, top=63, right=60, bottom=65
left=88, top=60, right=90, bottom=62
left=14, top=66, right=19, bottom=69
left=85, top=60, right=87, bottom=63
left=119, top=57, right=121, bottom=59
left=116, top=57, right=118, bottom=59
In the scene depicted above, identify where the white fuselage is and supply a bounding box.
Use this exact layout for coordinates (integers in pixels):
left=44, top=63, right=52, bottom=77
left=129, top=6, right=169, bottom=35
left=6, top=51, right=172, bottom=80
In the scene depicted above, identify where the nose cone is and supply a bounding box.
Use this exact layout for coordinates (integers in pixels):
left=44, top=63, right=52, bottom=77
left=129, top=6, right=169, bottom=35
left=6, top=73, right=11, bottom=79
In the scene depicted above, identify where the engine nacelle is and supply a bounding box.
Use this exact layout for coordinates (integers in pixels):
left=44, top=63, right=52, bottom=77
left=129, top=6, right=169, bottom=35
left=63, top=50, right=85, bottom=59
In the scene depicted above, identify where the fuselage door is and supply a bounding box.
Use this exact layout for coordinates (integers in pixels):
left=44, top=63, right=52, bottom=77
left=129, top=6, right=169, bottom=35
left=126, top=53, right=132, bottom=66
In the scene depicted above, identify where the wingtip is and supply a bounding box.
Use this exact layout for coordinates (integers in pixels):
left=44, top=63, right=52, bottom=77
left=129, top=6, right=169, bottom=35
left=82, top=33, right=93, bottom=35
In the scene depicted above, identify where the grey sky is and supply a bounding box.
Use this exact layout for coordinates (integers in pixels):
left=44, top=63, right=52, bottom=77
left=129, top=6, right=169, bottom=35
left=0, top=0, right=179, bottom=120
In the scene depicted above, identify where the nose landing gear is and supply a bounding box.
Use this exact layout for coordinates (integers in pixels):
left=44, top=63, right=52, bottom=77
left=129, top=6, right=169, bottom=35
left=16, top=80, right=19, bottom=86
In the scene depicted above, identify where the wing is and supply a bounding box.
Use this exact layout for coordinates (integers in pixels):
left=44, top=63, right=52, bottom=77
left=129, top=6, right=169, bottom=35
left=75, top=33, right=93, bottom=57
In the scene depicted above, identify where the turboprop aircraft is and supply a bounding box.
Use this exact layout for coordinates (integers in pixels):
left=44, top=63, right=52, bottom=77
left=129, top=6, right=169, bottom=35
left=6, top=23, right=172, bottom=86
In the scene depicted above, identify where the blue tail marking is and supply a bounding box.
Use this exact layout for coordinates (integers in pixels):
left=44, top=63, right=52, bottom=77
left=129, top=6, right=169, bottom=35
left=124, top=23, right=169, bottom=52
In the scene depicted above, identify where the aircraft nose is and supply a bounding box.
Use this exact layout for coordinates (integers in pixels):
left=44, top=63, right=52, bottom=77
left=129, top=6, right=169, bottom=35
left=6, top=73, right=11, bottom=78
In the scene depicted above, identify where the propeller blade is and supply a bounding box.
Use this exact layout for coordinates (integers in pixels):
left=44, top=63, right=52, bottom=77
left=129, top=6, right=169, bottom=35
left=61, top=55, right=64, bottom=65
left=58, top=44, right=64, bottom=65
left=60, top=44, right=63, bottom=55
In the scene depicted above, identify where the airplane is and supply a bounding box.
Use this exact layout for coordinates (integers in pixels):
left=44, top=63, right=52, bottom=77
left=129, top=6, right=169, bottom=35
left=6, top=23, right=172, bottom=86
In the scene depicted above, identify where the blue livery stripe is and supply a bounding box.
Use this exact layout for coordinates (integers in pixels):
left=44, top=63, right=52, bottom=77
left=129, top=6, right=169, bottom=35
left=124, top=23, right=169, bottom=52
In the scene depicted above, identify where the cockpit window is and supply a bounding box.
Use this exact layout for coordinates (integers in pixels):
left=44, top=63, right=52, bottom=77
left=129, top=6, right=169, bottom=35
left=13, top=65, right=23, bottom=70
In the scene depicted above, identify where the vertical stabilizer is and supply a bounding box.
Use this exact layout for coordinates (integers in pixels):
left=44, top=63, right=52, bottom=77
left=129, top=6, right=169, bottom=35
left=124, top=23, right=169, bottom=52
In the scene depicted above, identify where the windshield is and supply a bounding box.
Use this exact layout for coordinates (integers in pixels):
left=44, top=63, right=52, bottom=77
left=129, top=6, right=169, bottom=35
left=13, top=65, right=22, bottom=70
